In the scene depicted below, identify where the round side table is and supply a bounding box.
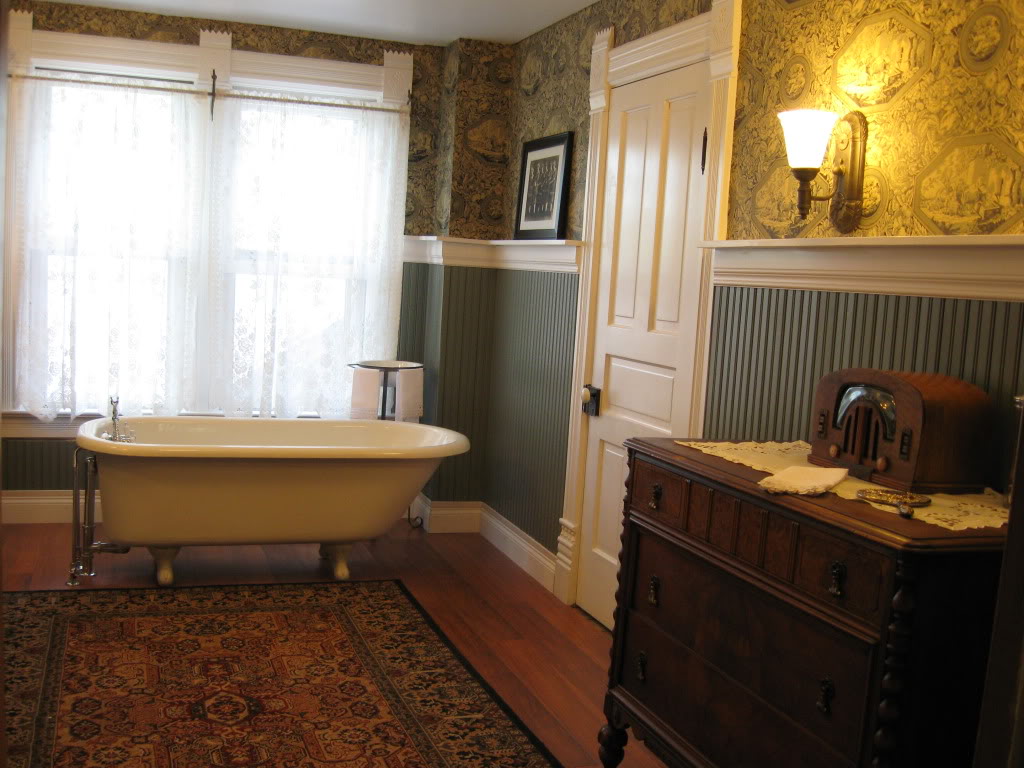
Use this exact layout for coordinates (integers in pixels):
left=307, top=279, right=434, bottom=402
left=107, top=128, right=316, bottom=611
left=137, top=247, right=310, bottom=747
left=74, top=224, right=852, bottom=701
left=349, top=360, right=424, bottom=421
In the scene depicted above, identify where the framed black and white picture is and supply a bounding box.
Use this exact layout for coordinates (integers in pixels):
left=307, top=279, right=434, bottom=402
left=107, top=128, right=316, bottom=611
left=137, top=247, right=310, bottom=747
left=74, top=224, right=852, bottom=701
left=514, top=132, right=573, bottom=240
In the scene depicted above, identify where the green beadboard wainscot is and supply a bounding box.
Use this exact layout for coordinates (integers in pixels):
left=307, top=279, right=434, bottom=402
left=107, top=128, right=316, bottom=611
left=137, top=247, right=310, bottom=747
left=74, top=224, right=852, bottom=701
left=397, top=262, right=430, bottom=366
left=400, top=264, right=496, bottom=502
left=483, top=270, right=578, bottom=551
left=704, top=287, right=1024, bottom=489
left=2, top=438, right=77, bottom=489
left=433, top=266, right=496, bottom=501
left=397, top=262, right=578, bottom=551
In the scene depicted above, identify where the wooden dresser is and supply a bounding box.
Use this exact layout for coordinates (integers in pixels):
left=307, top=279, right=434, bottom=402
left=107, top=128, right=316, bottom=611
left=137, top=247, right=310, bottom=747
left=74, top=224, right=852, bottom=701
left=598, top=438, right=1006, bottom=768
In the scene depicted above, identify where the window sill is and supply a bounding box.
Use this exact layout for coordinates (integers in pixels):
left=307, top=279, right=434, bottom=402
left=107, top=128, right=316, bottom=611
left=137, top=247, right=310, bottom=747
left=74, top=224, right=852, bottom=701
left=1, top=411, right=100, bottom=438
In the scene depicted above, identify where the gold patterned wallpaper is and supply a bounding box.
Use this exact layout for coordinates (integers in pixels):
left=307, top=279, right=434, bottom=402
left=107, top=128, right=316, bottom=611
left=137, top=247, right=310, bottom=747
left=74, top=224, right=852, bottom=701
left=22, top=0, right=1019, bottom=241
left=728, top=0, right=1024, bottom=239
left=16, top=1, right=446, bottom=236
left=434, top=0, right=710, bottom=240
left=436, top=39, right=515, bottom=240
left=507, top=0, right=710, bottom=239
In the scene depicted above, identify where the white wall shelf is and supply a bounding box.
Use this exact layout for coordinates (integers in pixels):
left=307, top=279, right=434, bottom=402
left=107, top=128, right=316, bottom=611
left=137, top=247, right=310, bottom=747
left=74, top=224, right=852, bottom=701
left=705, top=235, right=1024, bottom=301
left=403, top=236, right=584, bottom=273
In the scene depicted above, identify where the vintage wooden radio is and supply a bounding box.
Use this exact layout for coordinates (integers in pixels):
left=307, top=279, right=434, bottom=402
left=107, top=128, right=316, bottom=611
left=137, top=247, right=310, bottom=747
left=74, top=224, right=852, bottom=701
left=808, top=368, right=993, bottom=493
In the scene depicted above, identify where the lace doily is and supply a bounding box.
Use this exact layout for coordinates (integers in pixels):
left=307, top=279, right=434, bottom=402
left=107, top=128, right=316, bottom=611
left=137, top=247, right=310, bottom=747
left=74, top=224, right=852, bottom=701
left=758, top=466, right=849, bottom=496
left=676, top=440, right=1009, bottom=532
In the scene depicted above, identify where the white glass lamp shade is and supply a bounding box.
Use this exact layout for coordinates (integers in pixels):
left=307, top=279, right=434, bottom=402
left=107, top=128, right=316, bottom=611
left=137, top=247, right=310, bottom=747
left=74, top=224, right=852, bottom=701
left=778, top=109, right=840, bottom=169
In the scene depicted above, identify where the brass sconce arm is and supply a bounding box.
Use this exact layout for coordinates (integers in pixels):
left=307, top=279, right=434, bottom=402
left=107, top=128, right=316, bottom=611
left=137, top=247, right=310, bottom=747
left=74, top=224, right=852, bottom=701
left=791, top=167, right=844, bottom=219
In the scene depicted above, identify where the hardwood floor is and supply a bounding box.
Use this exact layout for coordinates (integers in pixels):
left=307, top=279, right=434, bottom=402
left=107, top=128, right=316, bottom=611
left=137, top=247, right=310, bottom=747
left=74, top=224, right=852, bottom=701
left=2, top=521, right=663, bottom=768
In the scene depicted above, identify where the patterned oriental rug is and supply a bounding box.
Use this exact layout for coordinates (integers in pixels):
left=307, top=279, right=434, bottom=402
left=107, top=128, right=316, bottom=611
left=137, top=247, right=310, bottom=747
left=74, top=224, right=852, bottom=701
left=5, top=580, right=563, bottom=768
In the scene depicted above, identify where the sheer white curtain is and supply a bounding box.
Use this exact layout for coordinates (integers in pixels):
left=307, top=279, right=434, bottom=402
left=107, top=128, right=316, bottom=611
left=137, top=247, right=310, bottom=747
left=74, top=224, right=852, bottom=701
left=206, top=95, right=408, bottom=417
left=6, top=75, right=408, bottom=419
left=6, top=76, right=206, bottom=418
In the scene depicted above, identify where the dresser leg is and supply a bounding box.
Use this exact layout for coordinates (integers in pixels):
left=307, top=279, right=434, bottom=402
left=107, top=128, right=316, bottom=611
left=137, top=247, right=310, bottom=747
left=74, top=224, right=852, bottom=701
left=598, top=723, right=628, bottom=768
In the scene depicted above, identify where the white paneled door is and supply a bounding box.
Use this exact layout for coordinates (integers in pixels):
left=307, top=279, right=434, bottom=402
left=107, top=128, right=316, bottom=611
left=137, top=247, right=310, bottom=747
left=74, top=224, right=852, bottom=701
left=576, top=60, right=711, bottom=627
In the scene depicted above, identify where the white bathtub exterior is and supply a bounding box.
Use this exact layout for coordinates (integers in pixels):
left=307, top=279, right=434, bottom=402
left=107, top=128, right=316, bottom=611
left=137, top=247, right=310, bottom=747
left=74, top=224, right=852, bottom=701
left=76, top=417, right=469, bottom=574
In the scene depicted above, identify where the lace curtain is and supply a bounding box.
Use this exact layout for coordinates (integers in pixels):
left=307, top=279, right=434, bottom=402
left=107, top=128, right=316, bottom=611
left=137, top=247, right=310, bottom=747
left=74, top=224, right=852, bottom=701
left=206, top=95, right=408, bottom=417
left=6, top=76, right=408, bottom=418
left=6, top=77, right=207, bottom=418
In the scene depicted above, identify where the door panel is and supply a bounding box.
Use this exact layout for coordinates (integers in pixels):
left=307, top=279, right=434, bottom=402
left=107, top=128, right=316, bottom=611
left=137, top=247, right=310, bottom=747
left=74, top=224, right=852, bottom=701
left=604, top=356, right=675, bottom=426
left=577, top=60, right=710, bottom=628
left=653, top=95, right=698, bottom=331
left=610, top=106, right=652, bottom=323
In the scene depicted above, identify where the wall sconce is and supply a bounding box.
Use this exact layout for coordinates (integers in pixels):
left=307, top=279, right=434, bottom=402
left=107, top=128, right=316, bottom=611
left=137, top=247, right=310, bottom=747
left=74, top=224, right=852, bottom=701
left=777, top=108, right=867, bottom=233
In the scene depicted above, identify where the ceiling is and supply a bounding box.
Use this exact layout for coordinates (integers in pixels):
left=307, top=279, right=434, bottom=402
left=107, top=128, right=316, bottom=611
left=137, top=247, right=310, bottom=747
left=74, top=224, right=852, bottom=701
left=47, top=0, right=599, bottom=46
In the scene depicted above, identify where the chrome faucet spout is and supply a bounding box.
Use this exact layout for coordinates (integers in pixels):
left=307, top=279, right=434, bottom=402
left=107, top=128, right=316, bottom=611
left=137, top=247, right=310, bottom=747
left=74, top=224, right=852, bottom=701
left=110, top=396, right=122, bottom=442
left=108, top=396, right=135, bottom=443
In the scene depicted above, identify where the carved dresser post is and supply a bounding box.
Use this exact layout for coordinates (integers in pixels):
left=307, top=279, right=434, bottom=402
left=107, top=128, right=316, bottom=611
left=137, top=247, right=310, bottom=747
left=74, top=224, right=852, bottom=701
left=873, top=554, right=917, bottom=767
left=598, top=720, right=628, bottom=768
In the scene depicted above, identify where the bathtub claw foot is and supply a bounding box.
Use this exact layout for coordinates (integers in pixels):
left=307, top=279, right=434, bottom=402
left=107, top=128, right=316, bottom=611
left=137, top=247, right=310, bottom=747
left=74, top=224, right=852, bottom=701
left=320, top=543, right=352, bottom=580
left=147, top=546, right=181, bottom=587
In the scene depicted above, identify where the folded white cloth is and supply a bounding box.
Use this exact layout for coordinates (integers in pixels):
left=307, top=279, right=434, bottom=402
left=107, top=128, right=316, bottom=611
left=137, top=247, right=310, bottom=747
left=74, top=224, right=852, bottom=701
left=395, top=367, right=423, bottom=422
left=758, top=466, right=849, bottom=496
left=350, top=367, right=381, bottom=420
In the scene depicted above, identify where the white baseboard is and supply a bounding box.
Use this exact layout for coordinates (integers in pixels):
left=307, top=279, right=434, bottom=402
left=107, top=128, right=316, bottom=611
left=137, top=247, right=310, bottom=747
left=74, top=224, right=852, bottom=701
left=417, top=494, right=483, bottom=533
left=479, top=505, right=556, bottom=592
left=2, top=490, right=103, bottom=524
left=416, top=493, right=557, bottom=592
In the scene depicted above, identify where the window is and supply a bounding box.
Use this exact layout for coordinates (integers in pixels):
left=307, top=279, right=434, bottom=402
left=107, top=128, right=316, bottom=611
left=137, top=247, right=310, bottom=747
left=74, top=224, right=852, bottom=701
left=6, top=60, right=409, bottom=419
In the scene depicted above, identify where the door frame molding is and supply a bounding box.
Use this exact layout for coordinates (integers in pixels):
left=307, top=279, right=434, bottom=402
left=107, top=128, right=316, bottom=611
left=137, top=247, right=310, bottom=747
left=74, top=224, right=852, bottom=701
left=554, top=0, right=741, bottom=605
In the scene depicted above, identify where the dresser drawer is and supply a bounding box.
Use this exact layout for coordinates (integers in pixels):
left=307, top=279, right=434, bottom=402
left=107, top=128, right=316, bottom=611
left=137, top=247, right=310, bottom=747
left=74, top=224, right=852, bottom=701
left=631, top=459, right=685, bottom=529
left=617, top=611, right=855, bottom=768
left=627, top=527, right=872, bottom=759
left=647, top=463, right=891, bottom=626
left=794, top=527, right=890, bottom=625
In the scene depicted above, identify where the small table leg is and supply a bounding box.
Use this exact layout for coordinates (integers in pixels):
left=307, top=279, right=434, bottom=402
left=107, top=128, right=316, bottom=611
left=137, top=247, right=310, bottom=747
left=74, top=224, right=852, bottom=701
left=598, top=723, right=628, bottom=768
left=379, top=370, right=393, bottom=420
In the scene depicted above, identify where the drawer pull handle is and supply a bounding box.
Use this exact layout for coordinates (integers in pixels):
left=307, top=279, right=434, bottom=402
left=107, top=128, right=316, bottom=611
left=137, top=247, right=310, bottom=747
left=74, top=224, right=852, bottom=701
left=828, top=561, right=847, bottom=598
left=816, top=678, right=835, bottom=716
left=635, top=652, right=647, bottom=683
left=647, top=575, right=660, bottom=607
left=648, top=483, right=663, bottom=511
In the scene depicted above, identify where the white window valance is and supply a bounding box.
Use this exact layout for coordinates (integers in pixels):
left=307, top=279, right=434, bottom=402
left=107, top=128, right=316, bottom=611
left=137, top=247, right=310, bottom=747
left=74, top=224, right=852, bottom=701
left=7, top=10, right=413, bottom=107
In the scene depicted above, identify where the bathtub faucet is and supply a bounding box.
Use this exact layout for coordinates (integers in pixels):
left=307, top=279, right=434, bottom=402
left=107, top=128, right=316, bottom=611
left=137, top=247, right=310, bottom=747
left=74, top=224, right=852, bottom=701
left=108, top=396, right=135, bottom=443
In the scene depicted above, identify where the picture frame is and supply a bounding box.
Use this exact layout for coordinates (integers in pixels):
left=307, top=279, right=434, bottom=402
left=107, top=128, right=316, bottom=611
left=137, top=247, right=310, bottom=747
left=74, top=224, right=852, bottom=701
left=514, top=132, right=573, bottom=240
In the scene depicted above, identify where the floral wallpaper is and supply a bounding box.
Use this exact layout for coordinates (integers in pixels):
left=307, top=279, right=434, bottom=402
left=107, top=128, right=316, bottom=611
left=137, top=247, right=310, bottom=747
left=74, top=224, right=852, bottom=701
left=434, top=42, right=458, bottom=236
left=436, top=38, right=515, bottom=239
left=728, top=0, right=1024, bottom=239
left=507, top=0, right=711, bottom=240
left=23, top=0, right=1015, bottom=242
left=16, top=1, right=445, bottom=236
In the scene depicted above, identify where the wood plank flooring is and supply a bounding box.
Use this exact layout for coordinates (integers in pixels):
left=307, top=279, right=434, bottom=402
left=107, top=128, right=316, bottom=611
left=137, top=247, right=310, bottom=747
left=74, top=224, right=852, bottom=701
left=2, top=521, right=663, bottom=768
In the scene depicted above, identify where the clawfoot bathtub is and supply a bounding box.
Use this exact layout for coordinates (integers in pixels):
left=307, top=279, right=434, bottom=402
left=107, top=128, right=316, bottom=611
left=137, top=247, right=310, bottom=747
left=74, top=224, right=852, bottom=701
left=70, top=417, right=469, bottom=586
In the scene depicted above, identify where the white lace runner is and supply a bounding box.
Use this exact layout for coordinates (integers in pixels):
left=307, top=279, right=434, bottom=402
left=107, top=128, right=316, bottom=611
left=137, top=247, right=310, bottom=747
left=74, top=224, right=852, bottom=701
left=676, top=440, right=1009, bottom=532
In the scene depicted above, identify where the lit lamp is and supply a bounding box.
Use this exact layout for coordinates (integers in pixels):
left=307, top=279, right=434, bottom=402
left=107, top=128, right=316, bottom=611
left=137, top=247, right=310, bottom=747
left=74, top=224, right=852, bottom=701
left=777, top=108, right=868, bottom=233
